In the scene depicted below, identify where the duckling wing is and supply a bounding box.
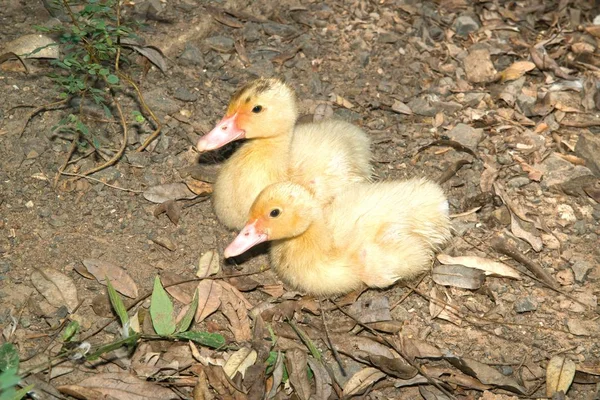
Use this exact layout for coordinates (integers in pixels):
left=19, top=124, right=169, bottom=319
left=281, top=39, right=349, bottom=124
left=288, top=119, right=372, bottom=202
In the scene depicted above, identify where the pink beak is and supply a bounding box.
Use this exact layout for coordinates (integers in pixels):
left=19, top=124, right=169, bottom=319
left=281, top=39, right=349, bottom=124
left=224, top=221, right=269, bottom=258
left=196, top=114, right=245, bottom=152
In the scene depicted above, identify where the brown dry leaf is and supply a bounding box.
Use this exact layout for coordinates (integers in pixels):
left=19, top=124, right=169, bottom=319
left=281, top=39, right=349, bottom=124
left=429, top=286, right=461, bottom=325
left=272, top=46, right=302, bottom=65
left=219, top=281, right=253, bottom=309
left=161, top=271, right=195, bottom=304
left=585, top=25, right=600, bottom=38
left=5, top=34, right=59, bottom=59
left=367, top=355, right=417, bottom=379
left=510, top=213, right=543, bottom=252
left=267, top=351, right=285, bottom=399
left=30, top=268, right=79, bottom=312
left=577, top=362, right=600, bottom=376
left=400, top=338, right=443, bottom=361
left=261, top=283, right=284, bottom=298
left=332, top=334, right=395, bottom=361
left=366, top=320, right=403, bottom=334
left=223, top=347, right=257, bottom=379
left=58, top=372, right=178, bottom=399
left=195, top=280, right=222, bottom=322
left=307, top=357, right=332, bottom=400
left=184, top=177, right=213, bottom=196
left=82, top=259, right=139, bottom=298
left=196, top=250, right=220, bottom=278
left=444, top=354, right=527, bottom=394
left=285, top=349, right=311, bottom=400
left=554, top=153, right=587, bottom=166
left=437, top=254, right=521, bottom=280
left=419, top=386, right=453, bottom=399
left=391, top=100, right=412, bottom=115
left=220, top=284, right=252, bottom=342
left=234, top=39, right=250, bottom=65
left=143, top=182, right=197, bottom=203
left=329, top=92, right=354, bottom=109
left=529, top=45, right=575, bottom=81
left=432, top=264, right=486, bottom=289
left=204, top=365, right=246, bottom=400
left=348, top=296, right=391, bottom=323
left=192, top=367, right=214, bottom=400
left=343, top=367, right=386, bottom=397
left=546, top=355, right=576, bottom=397
left=153, top=200, right=181, bottom=225
left=480, top=155, right=499, bottom=192
left=496, top=61, right=536, bottom=82
left=206, top=5, right=243, bottom=28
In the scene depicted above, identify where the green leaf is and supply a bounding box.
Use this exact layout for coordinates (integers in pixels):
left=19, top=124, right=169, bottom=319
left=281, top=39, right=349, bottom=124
left=106, top=277, right=129, bottom=333
left=62, top=321, right=80, bottom=342
left=174, top=331, right=225, bottom=349
left=288, top=320, right=322, bottom=362
left=86, top=333, right=140, bottom=361
left=9, top=384, right=35, bottom=400
left=106, top=74, right=119, bottom=85
left=0, top=343, right=19, bottom=372
left=98, top=68, right=109, bottom=76
left=176, top=289, right=198, bottom=333
left=0, top=368, right=20, bottom=391
left=150, top=276, right=175, bottom=336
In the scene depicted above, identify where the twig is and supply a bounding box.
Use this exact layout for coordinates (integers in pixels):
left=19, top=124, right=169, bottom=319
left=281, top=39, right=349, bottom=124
left=54, top=132, right=80, bottom=188
left=390, top=273, right=426, bottom=311
left=332, top=301, right=456, bottom=400
left=436, top=159, right=472, bottom=185
left=320, top=299, right=346, bottom=376
left=59, top=171, right=143, bottom=193
left=18, top=99, right=69, bottom=137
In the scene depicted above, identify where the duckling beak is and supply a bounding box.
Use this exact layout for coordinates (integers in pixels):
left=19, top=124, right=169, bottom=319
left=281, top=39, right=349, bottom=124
left=196, top=113, right=245, bottom=152
left=224, top=220, right=268, bottom=258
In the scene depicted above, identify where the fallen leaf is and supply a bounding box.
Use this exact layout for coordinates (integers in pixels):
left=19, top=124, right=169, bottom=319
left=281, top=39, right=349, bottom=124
left=420, top=385, right=453, bottom=400
left=5, top=34, right=59, bottom=59
left=329, top=92, right=354, bottom=109
left=496, top=61, right=536, bottom=82
left=365, top=320, right=403, bottom=334
left=30, top=268, right=79, bottom=312
left=432, top=264, right=486, bottom=289
left=436, top=254, right=521, bottom=280
left=391, top=100, right=413, bottom=115
left=206, top=5, right=244, bottom=28
left=223, top=347, right=257, bottom=379
left=143, top=183, right=197, bottom=204
left=546, top=355, right=576, bottom=397
left=197, top=250, right=221, bottom=278
left=153, top=200, right=181, bottom=225
left=307, top=357, right=332, bottom=400
left=195, top=280, right=222, bottom=322
left=150, top=276, right=176, bottom=336
left=267, top=351, right=284, bottom=399
left=220, top=285, right=252, bottom=342
left=184, top=177, right=213, bottom=196
left=285, top=349, right=311, bottom=400
left=348, top=296, right=392, bottom=323
left=272, top=46, right=302, bottom=65
left=124, top=42, right=167, bottom=73
left=510, top=213, right=543, bottom=252
left=429, top=286, right=461, bottom=325
left=444, top=353, right=527, bottom=394
left=530, top=45, right=576, bottom=81
left=58, top=372, right=178, bottom=399
left=367, top=355, right=418, bottom=379
left=343, top=367, right=386, bottom=397
left=161, top=271, right=196, bottom=304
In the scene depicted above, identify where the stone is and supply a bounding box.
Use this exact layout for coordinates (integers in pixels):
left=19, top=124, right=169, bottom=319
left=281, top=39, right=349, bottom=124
left=537, top=152, right=595, bottom=190
left=262, top=22, right=298, bottom=37
left=407, top=97, right=437, bottom=117
left=179, top=43, right=203, bottom=65
left=447, top=123, right=484, bottom=148
left=145, top=89, right=180, bottom=116
left=453, top=14, right=480, bottom=37
left=571, top=261, right=593, bottom=283
left=516, top=93, right=536, bottom=116
left=464, top=48, right=497, bottom=84
left=514, top=297, right=537, bottom=313
left=379, top=31, right=400, bottom=44
left=508, top=176, right=530, bottom=188
left=204, top=36, right=234, bottom=53
left=173, top=88, right=198, bottom=102
left=575, top=131, right=600, bottom=177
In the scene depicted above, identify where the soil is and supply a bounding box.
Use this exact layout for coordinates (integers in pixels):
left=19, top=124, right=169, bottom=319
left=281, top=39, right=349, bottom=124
left=1, top=0, right=600, bottom=399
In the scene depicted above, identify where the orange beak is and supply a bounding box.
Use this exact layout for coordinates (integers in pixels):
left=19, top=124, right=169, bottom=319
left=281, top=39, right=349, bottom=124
left=224, top=220, right=269, bottom=258
left=196, top=113, right=245, bottom=152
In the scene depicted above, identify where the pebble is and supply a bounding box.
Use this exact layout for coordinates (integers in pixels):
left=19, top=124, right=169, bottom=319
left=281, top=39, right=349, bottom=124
left=204, top=36, right=234, bottom=53
left=538, top=153, right=594, bottom=189
left=571, top=260, right=593, bottom=283
left=242, top=23, right=261, bottom=42
left=454, top=15, right=480, bottom=36
left=379, top=32, right=400, bottom=44
left=179, top=44, right=203, bottom=65
left=447, top=123, right=483, bottom=148
left=173, top=88, right=198, bottom=102
left=573, top=220, right=587, bottom=235
left=557, top=204, right=577, bottom=222
left=514, top=297, right=537, bottom=313
left=507, top=176, right=530, bottom=188
left=262, top=22, right=298, bottom=38
left=575, top=131, right=600, bottom=177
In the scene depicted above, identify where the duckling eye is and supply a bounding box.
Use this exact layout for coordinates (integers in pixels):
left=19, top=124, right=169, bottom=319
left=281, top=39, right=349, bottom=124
left=252, top=105, right=263, bottom=113
left=269, top=208, right=281, bottom=218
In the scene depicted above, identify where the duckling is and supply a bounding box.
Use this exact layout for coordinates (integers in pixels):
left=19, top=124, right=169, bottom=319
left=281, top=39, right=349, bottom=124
left=223, top=178, right=452, bottom=296
left=197, top=78, right=372, bottom=230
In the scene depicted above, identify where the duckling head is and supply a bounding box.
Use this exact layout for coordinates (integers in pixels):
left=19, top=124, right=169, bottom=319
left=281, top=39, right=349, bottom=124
left=197, top=78, right=298, bottom=152
left=224, top=182, right=316, bottom=258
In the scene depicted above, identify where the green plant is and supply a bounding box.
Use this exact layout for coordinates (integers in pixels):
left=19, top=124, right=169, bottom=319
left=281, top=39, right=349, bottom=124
left=33, top=0, right=161, bottom=181
left=0, top=344, right=34, bottom=400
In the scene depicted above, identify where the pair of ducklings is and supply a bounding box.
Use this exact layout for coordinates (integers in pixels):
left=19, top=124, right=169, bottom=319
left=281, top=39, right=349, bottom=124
left=196, top=78, right=451, bottom=296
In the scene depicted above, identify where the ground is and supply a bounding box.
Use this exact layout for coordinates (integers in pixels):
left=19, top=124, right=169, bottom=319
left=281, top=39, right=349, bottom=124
left=1, top=0, right=600, bottom=399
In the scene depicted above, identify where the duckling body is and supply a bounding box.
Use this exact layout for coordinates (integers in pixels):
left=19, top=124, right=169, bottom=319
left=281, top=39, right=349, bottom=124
left=225, top=178, right=452, bottom=296
left=198, top=78, right=372, bottom=230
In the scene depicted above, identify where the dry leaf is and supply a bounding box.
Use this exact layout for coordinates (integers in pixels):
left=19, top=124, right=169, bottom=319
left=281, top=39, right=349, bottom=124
left=529, top=45, right=575, bottom=81
left=307, top=357, right=332, bottom=400
left=429, top=286, right=461, bottom=325
left=510, top=213, right=543, bottom=252
left=367, top=355, right=418, bottom=379
left=5, top=34, right=59, bottom=59
left=161, top=271, right=195, bottom=304
left=195, top=280, right=222, bottom=322
left=184, top=177, right=213, bottom=196
left=285, top=349, right=311, bottom=400
left=220, top=285, right=252, bottom=342
left=343, top=367, right=386, bottom=397
left=196, top=250, right=220, bottom=278
left=223, top=347, right=257, bottom=379
left=546, top=355, right=576, bottom=397
left=58, top=372, right=178, bottom=400
left=437, top=254, right=521, bottom=280
left=496, top=61, right=536, bottom=82
left=432, top=264, right=486, bottom=289
left=143, top=183, right=197, bottom=203
left=82, top=259, right=139, bottom=298
left=348, top=296, right=392, bottom=323
left=329, top=92, right=354, bottom=109
left=153, top=200, right=181, bottom=225
left=30, top=268, right=79, bottom=312
left=391, top=100, right=412, bottom=115
left=267, top=352, right=284, bottom=399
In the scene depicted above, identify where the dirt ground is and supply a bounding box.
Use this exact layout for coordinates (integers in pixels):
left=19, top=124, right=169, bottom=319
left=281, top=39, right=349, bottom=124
left=1, top=0, right=600, bottom=399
